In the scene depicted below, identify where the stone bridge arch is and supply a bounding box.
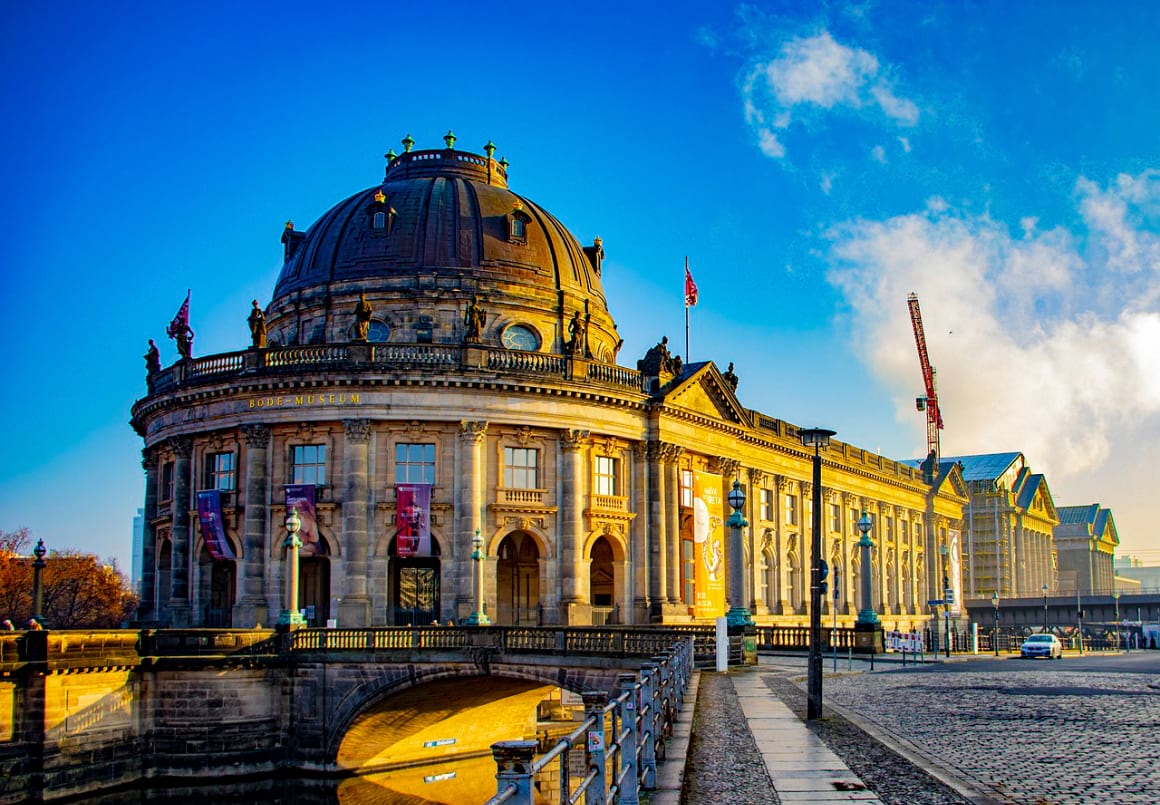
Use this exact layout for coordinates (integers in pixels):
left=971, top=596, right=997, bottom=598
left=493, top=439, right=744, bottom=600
left=311, top=659, right=627, bottom=765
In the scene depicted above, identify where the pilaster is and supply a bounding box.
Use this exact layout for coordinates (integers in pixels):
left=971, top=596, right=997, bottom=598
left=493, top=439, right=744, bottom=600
left=340, top=418, right=372, bottom=626
left=169, top=437, right=193, bottom=627
left=238, top=424, right=271, bottom=627
left=457, top=421, right=487, bottom=619
left=558, top=428, right=590, bottom=625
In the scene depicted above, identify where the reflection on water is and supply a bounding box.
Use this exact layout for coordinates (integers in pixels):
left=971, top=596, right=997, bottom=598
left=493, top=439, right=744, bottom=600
left=78, top=754, right=556, bottom=805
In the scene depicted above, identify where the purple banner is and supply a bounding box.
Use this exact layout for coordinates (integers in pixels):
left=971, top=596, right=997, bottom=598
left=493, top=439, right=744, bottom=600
left=196, top=490, right=237, bottom=561
left=284, top=484, right=323, bottom=556
left=396, top=483, right=432, bottom=557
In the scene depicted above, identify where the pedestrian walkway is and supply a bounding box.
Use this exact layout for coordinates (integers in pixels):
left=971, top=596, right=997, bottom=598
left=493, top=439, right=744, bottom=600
left=732, top=672, right=883, bottom=803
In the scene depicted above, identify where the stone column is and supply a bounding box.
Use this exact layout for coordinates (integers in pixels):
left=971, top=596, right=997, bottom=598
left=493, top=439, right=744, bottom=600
left=631, top=442, right=650, bottom=623
left=340, top=419, right=372, bottom=626
left=665, top=448, right=683, bottom=608
left=238, top=424, right=270, bottom=627
left=558, top=429, right=589, bottom=625
left=748, top=469, right=766, bottom=613
left=138, top=449, right=159, bottom=622
left=777, top=477, right=793, bottom=615
left=457, top=421, right=487, bottom=620
left=646, top=441, right=667, bottom=620
left=169, top=437, right=193, bottom=627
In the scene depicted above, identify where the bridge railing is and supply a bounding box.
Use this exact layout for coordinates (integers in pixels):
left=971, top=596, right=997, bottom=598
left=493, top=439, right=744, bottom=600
left=485, top=636, right=694, bottom=805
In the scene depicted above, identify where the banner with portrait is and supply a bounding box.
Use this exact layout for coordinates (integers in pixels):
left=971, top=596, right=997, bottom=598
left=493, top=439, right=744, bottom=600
left=692, top=471, right=726, bottom=619
left=284, top=484, right=323, bottom=556
left=196, top=490, right=236, bottom=561
left=395, top=483, right=432, bottom=557
left=947, top=528, right=963, bottom=617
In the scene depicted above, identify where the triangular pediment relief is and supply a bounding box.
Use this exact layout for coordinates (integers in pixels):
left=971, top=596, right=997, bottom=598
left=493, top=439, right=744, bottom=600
left=928, top=462, right=969, bottom=502
left=658, top=363, right=753, bottom=427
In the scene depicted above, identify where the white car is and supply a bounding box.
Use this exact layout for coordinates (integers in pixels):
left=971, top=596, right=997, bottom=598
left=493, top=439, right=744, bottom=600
left=1020, top=633, right=1063, bottom=659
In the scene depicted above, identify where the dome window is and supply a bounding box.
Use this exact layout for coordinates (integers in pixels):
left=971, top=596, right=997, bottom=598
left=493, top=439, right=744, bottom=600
left=506, top=202, right=531, bottom=245
left=501, top=324, right=540, bottom=352
left=370, top=190, right=396, bottom=235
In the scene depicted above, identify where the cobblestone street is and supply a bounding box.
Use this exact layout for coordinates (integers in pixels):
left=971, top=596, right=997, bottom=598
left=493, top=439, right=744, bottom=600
left=821, top=667, right=1160, bottom=804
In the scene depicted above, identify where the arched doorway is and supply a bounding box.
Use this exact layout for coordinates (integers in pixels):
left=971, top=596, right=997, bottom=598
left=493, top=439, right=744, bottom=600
left=156, top=537, right=172, bottom=617
left=497, top=532, right=540, bottom=625
left=196, top=545, right=236, bottom=627
left=300, top=537, right=331, bottom=628
left=589, top=536, right=616, bottom=624
left=389, top=536, right=440, bottom=626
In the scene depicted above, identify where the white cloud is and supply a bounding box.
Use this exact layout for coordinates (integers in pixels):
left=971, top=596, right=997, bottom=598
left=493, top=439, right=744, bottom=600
left=898, top=136, right=911, bottom=153
left=742, top=30, right=918, bottom=160
left=758, top=128, right=786, bottom=159
left=871, top=145, right=887, bottom=163
left=826, top=171, right=1160, bottom=491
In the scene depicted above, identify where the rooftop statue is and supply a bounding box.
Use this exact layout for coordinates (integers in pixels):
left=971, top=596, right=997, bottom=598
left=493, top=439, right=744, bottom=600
left=248, top=300, right=267, bottom=349
left=352, top=293, right=373, bottom=342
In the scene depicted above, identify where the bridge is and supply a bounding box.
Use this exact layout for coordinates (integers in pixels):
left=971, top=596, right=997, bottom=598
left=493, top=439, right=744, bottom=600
left=0, top=625, right=698, bottom=804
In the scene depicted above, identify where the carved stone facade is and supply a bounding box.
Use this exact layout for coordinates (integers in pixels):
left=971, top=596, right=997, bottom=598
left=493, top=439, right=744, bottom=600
left=131, top=140, right=970, bottom=631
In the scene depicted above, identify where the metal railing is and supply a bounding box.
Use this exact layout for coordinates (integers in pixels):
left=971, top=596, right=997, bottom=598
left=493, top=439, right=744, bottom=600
left=484, top=637, right=693, bottom=805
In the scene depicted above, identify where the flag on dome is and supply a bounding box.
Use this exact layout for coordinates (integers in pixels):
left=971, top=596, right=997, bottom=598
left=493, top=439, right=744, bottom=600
left=166, top=290, right=191, bottom=339
left=684, top=261, right=698, bottom=307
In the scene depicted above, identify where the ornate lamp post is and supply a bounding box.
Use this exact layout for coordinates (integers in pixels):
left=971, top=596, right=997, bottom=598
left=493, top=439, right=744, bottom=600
left=1113, top=591, right=1121, bottom=651
left=464, top=530, right=491, bottom=626
left=853, top=511, right=883, bottom=657
left=278, top=507, right=306, bottom=629
left=1042, top=583, right=1049, bottom=633
left=31, top=539, right=47, bottom=628
left=940, top=543, right=951, bottom=658
left=991, top=591, right=1000, bottom=656
left=725, top=480, right=753, bottom=629
left=800, top=426, right=835, bottom=722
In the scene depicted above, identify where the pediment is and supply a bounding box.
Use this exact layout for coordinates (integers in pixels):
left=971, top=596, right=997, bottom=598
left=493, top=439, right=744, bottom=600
left=659, top=364, right=752, bottom=427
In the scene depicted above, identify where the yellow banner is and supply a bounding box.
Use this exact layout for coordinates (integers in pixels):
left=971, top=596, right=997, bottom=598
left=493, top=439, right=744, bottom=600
left=692, top=471, right=726, bottom=619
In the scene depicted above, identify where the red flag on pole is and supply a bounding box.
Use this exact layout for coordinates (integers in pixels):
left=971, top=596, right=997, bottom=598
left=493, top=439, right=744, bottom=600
left=166, top=290, right=191, bottom=339
left=684, top=264, right=699, bottom=307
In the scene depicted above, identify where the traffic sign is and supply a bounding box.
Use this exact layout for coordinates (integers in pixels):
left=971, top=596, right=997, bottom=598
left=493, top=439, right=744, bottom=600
left=927, top=599, right=945, bottom=607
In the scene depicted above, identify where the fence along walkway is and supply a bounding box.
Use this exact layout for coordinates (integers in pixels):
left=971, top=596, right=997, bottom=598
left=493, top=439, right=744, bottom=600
left=485, top=637, right=693, bottom=805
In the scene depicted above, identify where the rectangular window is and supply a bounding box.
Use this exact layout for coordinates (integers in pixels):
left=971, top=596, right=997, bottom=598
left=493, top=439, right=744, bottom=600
left=205, top=452, right=236, bottom=491
left=830, top=503, right=841, bottom=532
left=396, top=443, right=435, bottom=484
left=785, top=494, right=797, bottom=526
left=292, top=444, right=327, bottom=485
left=504, top=447, right=538, bottom=489
left=679, top=469, right=694, bottom=508
left=849, top=507, right=859, bottom=533
left=682, top=538, right=695, bottom=606
left=161, top=462, right=175, bottom=502
left=759, top=488, right=773, bottom=521
left=594, top=456, right=619, bottom=496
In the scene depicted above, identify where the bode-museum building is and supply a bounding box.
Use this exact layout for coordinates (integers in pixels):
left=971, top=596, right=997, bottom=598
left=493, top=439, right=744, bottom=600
left=130, top=134, right=970, bottom=631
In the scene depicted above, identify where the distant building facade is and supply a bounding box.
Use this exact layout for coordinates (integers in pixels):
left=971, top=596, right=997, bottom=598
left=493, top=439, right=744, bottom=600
left=1055, top=504, right=1119, bottom=595
left=130, top=137, right=969, bottom=631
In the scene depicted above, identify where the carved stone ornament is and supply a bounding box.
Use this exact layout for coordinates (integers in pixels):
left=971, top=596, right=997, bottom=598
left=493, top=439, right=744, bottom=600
left=660, top=443, right=684, bottom=464
left=141, top=449, right=158, bottom=472
left=632, top=441, right=648, bottom=460
left=459, top=420, right=488, bottom=442
left=242, top=424, right=270, bottom=448
left=760, top=528, right=773, bottom=554
left=168, top=437, right=192, bottom=459
left=710, top=456, right=740, bottom=479
left=207, top=432, right=225, bottom=452
left=749, top=468, right=766, bottom=485
left=786, top=533, right=797, bottom=555
left=344, top=418, right=372, bottom=442
left=406, top=420, right=424, bottom=439
left=515, top=426, right=534, bottom=446
left=559, top=429, right=590, bottom=451
left=296, top=422, right=316, bottom=440
left=801, top=482, right=812, bottom=497
left=777, top=476, right=794, bottom=492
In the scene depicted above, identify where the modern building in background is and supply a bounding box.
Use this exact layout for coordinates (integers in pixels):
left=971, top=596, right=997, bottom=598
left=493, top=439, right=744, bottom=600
left=131, top=507, right=144, bottom=596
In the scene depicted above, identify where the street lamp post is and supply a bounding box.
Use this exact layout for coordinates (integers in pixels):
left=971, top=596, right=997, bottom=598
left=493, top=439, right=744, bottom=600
left=1076, top=588, right=1084, bottom=655
left=991, top=591, right=1000, bottom=657
left=855, top=512, right=878, bottom=628
left=1113, top=591, right=1121, bottom=651
left=800, top=427, right=835, bottom=722
left=1042, top=583, right=1050, bottom=633
left=940, top=544, right=950, bottom=658
left=464, top=530, right=491, bottom=626
left=278, top=508, right=306, bottom=629
left=31, top=539, right=47, bottom=628
left=725, top=480, right=753, bottom=629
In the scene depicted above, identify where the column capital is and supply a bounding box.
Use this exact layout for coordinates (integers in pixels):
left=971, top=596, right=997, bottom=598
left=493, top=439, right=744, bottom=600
left=344, top=418, right=372, bottom=443
left=242, top=423, right=271, bottom=448
left=167, top=436, right=192, bottom=459
left=632, top=440, right=649, bottom=460
left=559, top=428, right=590, bottom=451
left=708, top=455, right=740, bottom=479
left=141, top=448, right=159, bottom=472
left=749, top=468, right=766, bottom=485
left=459, top=420, right=488, bottom=443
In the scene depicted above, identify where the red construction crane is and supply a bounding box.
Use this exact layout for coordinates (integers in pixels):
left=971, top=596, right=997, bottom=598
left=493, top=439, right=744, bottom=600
left=907, top=292, right=943, bottom=469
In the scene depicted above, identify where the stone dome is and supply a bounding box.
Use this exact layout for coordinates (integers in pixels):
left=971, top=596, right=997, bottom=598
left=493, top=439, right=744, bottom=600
left=266, top=136, right=619, bottom=361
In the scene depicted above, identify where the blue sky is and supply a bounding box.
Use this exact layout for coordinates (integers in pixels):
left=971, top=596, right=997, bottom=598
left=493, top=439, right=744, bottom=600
left=3, top=1, right=1160, bottom=571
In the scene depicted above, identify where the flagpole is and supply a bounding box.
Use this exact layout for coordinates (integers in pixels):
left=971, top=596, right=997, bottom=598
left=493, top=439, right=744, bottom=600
left=684, top=256, right=690, bottom=364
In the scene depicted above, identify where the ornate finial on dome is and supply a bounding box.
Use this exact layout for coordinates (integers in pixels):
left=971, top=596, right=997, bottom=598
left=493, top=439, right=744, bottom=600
left=374, top=190, right=386, bottom=204
left=402, top=133, right=415, bottom=153
left=385, top=148, right=397, bottom=162
left=443, top=130, right=457, bottom=149
left=285, top=220, right=295, bottom=230
left=513, top=200, right=524, bottom=212
left=484, top=140, right=496, bottom=159
left=593, top=236, right=602, bottom=247
left=499, top=156, right=509, bottom=169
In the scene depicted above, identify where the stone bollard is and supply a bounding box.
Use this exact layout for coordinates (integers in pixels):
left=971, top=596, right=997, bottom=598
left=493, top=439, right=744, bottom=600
left=617, top=672, right=640, bottom=805
left=491, top=740, right=538, bottom=804
left=582, top=690, right=609, bottom=805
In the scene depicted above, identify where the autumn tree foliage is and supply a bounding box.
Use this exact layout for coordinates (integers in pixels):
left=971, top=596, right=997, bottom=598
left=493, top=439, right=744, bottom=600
left=0, top=528, right=137, bottom=629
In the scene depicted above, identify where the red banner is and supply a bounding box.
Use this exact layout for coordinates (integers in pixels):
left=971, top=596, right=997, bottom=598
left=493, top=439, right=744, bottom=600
left=196, top=490, right=236, bottom=561
left=396, top=483, right=432, bottom=557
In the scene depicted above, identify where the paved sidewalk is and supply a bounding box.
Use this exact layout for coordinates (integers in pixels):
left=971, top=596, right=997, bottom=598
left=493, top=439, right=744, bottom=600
left=732, top=672, right=883, bottom=804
